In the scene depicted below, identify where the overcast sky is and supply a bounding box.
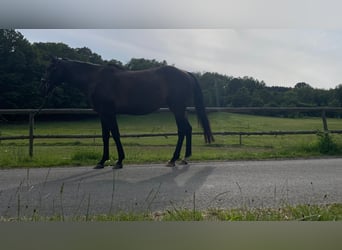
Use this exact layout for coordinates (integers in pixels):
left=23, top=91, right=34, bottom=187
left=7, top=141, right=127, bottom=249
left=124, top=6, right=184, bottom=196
left=19, top=29, right=342, bottom=89
left=7, top=0, right=341, bottom=89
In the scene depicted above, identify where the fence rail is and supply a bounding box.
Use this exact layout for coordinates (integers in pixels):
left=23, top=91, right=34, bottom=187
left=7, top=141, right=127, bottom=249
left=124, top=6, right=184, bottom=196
left=1, top=106, right=342, bottom=114
left=1, top=107, right=342, bottom=157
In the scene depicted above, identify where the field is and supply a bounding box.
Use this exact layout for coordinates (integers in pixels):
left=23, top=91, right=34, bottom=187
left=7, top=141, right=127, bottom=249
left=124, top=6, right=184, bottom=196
left=1, top=112, right=342, bottom=222
left=0, top=112, right=342, bottom=168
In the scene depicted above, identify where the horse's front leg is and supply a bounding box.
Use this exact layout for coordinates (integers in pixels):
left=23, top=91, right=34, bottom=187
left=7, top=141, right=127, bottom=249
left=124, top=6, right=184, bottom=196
left=110, top=115, right=125, bottom=169
left=94, top=118, right=110, bottom=169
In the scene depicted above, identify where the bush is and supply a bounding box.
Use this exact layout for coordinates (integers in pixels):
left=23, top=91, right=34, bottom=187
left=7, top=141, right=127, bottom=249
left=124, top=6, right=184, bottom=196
left=316, top=132, right=338, bottom=154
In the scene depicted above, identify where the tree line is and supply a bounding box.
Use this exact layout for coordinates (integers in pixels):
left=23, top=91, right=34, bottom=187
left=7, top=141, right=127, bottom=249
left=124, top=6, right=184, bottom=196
left=1, top=29, right=342, bottom=117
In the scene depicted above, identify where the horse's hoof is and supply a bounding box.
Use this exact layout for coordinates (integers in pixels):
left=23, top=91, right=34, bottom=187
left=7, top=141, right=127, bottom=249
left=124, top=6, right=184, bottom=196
left=166, top=161, right=175, bottom=167
left=94, top=164, right=105, bottom=169
left=113, top=163, right=123, bottom=169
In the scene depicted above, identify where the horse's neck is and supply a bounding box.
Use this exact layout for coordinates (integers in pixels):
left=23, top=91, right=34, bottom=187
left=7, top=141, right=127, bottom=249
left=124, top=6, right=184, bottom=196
left=68, top=63, right=100, bottom=94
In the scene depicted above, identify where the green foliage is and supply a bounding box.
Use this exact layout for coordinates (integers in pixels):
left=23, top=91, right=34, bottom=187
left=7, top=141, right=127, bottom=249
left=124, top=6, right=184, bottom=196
left=1, top=29, right=342, bottom=113
left=125, top=58, right=167, bottom=70
left=71, top=150, right=101, bottom=162
left=208, top=204, right=342, bottom=221
left=0, top=29, right=43, bottom=108
left=163, top=209, right=204, bottom=221
left=2, top=204, right=341, bottom=221
left=198, top=73, right=339, bottom=111
left=316, top=132, right=339, bottom=154
left=335, top=84, right=342, bottom=106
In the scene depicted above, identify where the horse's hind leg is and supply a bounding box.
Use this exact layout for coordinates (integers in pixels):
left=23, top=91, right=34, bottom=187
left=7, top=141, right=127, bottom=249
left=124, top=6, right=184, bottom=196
left=168, top=129, right=185, bottom=167
left=167, top=111, right=192, bottom=167
left=181, top=119, right=192, bottom=165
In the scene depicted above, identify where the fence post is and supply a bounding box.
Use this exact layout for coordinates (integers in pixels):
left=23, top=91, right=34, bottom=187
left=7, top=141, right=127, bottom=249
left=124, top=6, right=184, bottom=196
left=29, top=112, right=35, bottom=157
left=322, top=110, right=328, bottom=132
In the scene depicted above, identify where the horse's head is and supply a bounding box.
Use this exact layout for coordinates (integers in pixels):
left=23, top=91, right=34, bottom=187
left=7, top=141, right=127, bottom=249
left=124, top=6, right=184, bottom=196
left=40, top=57, right=67, bottom=96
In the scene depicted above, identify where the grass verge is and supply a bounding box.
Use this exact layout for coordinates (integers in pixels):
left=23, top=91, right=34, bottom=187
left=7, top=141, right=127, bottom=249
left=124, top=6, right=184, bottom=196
left=2, top=204, right=341, bottom=222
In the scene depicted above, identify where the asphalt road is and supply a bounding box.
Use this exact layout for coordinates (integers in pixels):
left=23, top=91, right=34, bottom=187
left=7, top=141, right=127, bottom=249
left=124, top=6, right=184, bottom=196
left=0, top=158, right=341, bottom=217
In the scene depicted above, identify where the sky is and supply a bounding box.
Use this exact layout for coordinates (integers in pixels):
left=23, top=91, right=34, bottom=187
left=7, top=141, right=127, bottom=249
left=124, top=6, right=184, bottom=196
left=5, top=0, right=341, bottom=89
left=19, top=29, right=342, bottom=89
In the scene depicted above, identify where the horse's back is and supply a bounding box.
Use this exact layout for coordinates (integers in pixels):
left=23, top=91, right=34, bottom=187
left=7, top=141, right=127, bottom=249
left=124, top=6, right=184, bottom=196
left=92, top=65, right=195, bottom=115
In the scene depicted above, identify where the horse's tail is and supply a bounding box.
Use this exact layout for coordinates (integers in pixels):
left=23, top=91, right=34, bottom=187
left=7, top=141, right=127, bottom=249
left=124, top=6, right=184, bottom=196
left=188, top=72, right=214, bottom=143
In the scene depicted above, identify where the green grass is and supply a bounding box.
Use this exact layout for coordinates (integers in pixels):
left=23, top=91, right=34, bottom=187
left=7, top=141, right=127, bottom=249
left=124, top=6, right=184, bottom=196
left=2, top=204, right=341, bottom=222
left=0, top=112, right=342, bottom=168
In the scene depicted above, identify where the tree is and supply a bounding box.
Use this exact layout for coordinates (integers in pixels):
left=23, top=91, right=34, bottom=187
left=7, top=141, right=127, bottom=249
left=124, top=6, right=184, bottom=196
left=31, top=42, right=107, bottom=108
left=75, top=47, right=103, bottom=64
left=106, top=59, right=124, bottom=68
left=294, top=82, right=312, bottom=89
left=232, top=87, right=252, bottom=107
left=33, top=43, right=104, bottom=64
left=293, top=83, right=314, bottom=106
left=125, top=58, right=167, bottom=70
left=335, top=84, right=342, bottom=106
left=0, top=29, right=42, bottom=108
left=1, top=30, right=340, bottom=115
left=0, top=31, right=108, bottom=109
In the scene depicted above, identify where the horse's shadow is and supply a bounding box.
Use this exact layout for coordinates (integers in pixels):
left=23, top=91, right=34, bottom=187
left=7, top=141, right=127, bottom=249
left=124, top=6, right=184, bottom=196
left=0, top=163, right=215, bottom=217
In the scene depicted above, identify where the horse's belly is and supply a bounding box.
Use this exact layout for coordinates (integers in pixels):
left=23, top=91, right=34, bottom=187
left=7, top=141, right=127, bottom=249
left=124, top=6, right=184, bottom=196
left=117, top=105, right=160, bottom=115
left=115, top=88, right=167, bottom=115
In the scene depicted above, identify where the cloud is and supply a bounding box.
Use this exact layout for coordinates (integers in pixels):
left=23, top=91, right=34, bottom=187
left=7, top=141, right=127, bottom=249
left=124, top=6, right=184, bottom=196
left=19, top=29, right=342, bottom=89
left=3, top=0, right=342, bottom=28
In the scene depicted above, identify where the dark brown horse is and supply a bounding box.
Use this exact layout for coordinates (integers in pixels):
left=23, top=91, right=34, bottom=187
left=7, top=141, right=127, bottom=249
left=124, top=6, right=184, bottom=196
left=42, top=58, right=213, bottom=169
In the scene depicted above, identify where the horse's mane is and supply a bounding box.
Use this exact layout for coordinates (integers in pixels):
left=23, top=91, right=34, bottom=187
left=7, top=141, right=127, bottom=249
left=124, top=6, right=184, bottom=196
left=60, top=58, right=126, bottom=71
left=60, top=58, right=102, bottom=67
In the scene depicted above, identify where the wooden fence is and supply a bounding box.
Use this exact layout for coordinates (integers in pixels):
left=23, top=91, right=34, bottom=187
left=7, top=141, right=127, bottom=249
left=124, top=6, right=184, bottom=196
left=1, top=107, right=342, bottom=157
